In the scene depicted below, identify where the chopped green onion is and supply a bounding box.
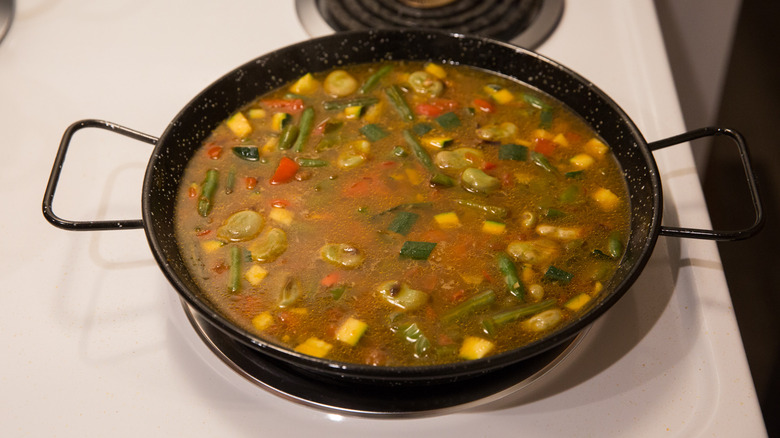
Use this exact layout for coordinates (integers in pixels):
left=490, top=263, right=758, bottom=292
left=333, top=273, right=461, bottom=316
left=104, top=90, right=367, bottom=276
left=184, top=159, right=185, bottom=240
left=400, top=241, right=437, bottom=260
left=531, top=151, right=557, bottom=173
left=436, top=111, right=461, bottom=130
left=232, top=146, right=260, bottom=161
left=540, top=108, right=553, bottom=129
left=359, top=123, right=389, bottom=142
left=412, top=122, right=434, bottom=136
left=544, top=265, right=573, bottom=283
left=498, top=143, right=529, bottom=161
left=388, top=211, right=419, bottom=236
left=430, top=172, right=455, bottom=187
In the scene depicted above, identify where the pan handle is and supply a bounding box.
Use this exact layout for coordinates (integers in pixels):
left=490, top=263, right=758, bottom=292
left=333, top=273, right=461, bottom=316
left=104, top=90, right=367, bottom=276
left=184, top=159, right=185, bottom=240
left=42, top=119, right=158, bottom=231
left=648, top=127, right=764, bottom=240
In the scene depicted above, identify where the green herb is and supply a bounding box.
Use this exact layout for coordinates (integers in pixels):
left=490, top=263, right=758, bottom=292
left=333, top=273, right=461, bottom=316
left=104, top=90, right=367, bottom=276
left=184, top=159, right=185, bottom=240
left=544, top=265, right=573, bottom=283
left=359, top=123, right=389, bottom=142
left=232, top=146, right=260, bottom=161
left=388, top=211, right=419, bottom=236
left=400, top=241, right=437, bottom=260
left=498, top=143, right=529, bottom=161
left=436, top=111, right=461, bottom=130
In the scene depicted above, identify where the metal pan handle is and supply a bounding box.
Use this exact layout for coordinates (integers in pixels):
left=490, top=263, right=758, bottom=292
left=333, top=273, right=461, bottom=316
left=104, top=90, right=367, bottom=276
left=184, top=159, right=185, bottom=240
left=42, top=119, right=158, bottom=231
left=649, top=127, right=764, bottom=240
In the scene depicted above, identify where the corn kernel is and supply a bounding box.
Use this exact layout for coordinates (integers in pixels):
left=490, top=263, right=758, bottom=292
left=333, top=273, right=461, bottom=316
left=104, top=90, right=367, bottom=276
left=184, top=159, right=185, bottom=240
left=335, top=317, right=368, bottom=346
left=570, top=153, right=595, bottom=169
left=434, top=211, right=461, bottom=229
left=244, top=264, right=268, bottom=286
left=294, top=337, right=333, bottom=358
left=289, top=73, right=320, bottom=95
left=459, top=336, right=495, bottom=360
left=482, top=220, right=506, bottom=235
left=424, top=62, right=447, bottom=79
left=251, top=312, right=273, bottom=331
left=593, top=188, right=620, bottom=210
left=226, top=112, right=252, bottom=138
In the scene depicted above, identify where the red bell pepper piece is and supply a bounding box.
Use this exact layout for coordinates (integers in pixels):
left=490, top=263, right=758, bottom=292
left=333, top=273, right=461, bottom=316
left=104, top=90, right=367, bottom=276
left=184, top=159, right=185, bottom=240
left=270, top=157, right=299, bottom=185
left=261, top=98, right=305, bottom=114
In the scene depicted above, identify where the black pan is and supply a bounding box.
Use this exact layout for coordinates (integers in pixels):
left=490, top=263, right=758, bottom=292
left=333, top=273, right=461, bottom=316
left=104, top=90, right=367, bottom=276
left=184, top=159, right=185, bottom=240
left=43, top=29, right=763, bottom=386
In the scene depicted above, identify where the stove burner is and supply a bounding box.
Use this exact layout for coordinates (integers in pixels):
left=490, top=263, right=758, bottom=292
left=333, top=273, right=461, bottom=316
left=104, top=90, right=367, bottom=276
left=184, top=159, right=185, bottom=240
left=182, top=300, right=585, bottom=417
left=296, top=0, right=564, bottom=49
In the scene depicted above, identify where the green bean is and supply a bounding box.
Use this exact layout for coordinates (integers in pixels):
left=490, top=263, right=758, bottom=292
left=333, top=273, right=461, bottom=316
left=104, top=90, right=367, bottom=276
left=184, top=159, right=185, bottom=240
left=608, top=231, right=624, bottom=258
left=278, top=124, right=299, bottom=150
left=497, top=252, right=525, bottom=301
left=402, top=130, right=433, bottom=170
left=490, top=299, right=556, bottom=326
left=228, top=245, right=242, bottom=293
left=322, top=96, right=379, bottom=111
left=292, top=107, right=315, bottom=152
left=442, top=290, right=496, bottom=324
left=197, top=169, right=219, bottom=217
left=225, top=167, right=236, bottom=195
left=360, top=65, right=393, bottom=94
left=296, top=158, right=329, bottom=167
left=455, top=199, right=508, bottom=219
left=385, top=85, right=414, bottom=122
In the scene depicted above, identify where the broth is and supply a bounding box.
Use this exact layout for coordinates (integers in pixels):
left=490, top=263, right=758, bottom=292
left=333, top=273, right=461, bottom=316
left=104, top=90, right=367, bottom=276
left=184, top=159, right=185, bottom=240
left=174, top=61, right=630, bottom=366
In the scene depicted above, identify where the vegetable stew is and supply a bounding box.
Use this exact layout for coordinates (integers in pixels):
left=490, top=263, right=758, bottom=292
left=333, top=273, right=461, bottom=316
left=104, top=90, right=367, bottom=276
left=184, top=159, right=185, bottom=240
left=174, top=61, right=630, bottom=367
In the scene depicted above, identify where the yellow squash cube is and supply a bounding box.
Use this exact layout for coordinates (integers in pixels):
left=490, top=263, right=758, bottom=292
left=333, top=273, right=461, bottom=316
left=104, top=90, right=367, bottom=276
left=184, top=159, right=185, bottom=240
left=564, top=293, right=592, bottom=312
left=585, top=137, right=609, bottom=156
left=434, top=211, right=461, bottom=229
left=570, top=153, right=595, bottom=169
left=294, top=337, right=333, bottom=358
left=271, top=112, right=291, bottom=131
left=424, top=62, right=447, bottom=79
left=226, top=112, right=252, bottom=138
left=244, top=264, right=268, bottom=286
left=335, top=317, right=368, bottom=346
left=593, top=188, right=620, bottom=210
left=490, top=88, right=514, bottom=104
left=289, top=72, right=320, bottom=95
left=482, top=220, right=506, bottom=235
left=201, top=240, right=224, bottom=253
left=459, top=336, right=495, bottom=360
left=251, top=311, right=273, bottom=331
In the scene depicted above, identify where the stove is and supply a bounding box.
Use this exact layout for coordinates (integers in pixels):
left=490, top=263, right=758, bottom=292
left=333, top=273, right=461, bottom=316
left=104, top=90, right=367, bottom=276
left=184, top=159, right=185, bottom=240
left=296, top=0, right=563, bottom=48
left=1, top=0, right=768, bottom=436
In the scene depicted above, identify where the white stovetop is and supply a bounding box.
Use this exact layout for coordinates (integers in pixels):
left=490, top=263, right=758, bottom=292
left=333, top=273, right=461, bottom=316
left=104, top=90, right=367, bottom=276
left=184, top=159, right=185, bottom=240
left=0, top=0, right=766, bottom=436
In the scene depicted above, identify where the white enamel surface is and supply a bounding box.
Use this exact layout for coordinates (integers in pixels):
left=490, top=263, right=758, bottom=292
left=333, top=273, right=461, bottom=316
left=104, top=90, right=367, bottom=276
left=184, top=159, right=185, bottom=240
left=0, top=0, right=766, bottom=436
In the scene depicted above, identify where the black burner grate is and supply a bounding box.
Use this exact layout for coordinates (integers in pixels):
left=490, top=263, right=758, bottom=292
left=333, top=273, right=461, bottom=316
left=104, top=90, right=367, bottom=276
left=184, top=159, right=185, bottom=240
left=318, top=0, right=545, bottom=42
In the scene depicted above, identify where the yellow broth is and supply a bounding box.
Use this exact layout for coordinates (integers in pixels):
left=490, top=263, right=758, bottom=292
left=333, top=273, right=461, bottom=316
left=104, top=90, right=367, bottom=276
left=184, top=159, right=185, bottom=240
left=174, top=61, right=630, bottom=366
